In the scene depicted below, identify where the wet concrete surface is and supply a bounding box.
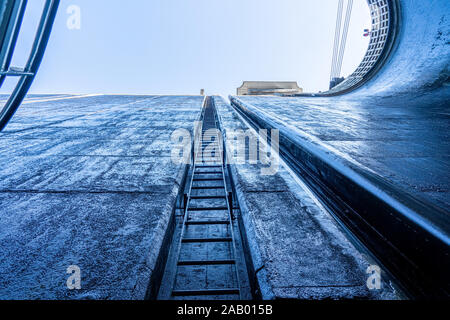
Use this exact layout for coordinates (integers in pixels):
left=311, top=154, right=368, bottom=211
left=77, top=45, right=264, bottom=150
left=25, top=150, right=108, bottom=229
left=214, top=96, right=398, bottom=300
left=230, top=93, right=450, bottom=213
left=0, top=95, right=203, bottom=299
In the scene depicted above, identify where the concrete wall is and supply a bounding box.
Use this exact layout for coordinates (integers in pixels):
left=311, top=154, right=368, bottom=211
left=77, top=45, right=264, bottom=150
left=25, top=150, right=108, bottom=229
left=0, top=95, right=203, bottom=299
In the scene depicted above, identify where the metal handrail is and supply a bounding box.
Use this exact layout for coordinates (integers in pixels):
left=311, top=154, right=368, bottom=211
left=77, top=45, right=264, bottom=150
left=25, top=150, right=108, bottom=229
left=0, top=0, right=60, bottom=132
left=0, top=0, right=27, bottom=87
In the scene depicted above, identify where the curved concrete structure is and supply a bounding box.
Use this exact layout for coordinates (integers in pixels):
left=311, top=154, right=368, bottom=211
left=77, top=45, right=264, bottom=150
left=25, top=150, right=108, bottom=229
left=352, top=0, right=449, bottom=96
left=328, top=0, right=449, bottom=96
left=328, top=0, right=399, bottom=94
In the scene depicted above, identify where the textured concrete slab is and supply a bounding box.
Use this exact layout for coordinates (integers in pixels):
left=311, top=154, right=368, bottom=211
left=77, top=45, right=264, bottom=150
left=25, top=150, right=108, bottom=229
left=230, top=94, right=450, bottom=213
left=214, top=96, right=397, bottom=300
left=0, top=95, right=203, bottom=299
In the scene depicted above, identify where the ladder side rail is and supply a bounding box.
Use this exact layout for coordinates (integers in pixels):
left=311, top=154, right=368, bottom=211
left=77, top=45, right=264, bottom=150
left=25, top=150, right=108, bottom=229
left=0, top=0, right=27, bottom=87
left=168, top=96, right=207, bottom=297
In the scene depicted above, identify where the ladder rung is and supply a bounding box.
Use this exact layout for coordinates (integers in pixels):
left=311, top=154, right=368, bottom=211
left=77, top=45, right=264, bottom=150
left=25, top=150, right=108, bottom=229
left=172, top=288, right=240, bottom=296
left=193, top=178, right=223, bottom=181
left=195, top=165, right=222, bottom=168
left=178, top=259, right=235, bottom=266
left=194, top=172, right=223, bottom=175
left=188, top=207, right=228, bottom=211
left=0, top=67, right=34, bottom=77
left=191, top=186, right=224, bottom=190
left=0, top=71, right=34, bottom=77
left=182, top=237, right=232, bottom=243
left=190, top=195, right=226, bottom=199
left=185, top=220, right=230, bottom=225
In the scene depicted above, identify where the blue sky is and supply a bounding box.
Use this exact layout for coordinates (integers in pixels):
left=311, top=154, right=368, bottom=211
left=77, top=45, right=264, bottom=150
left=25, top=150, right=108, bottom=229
left=2, top=0, right=371, bottom=96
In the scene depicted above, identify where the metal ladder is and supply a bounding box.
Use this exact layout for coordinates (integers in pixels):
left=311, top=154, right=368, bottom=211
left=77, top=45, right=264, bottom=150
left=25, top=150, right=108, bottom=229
left=161, top=97, right=245, bottom=300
